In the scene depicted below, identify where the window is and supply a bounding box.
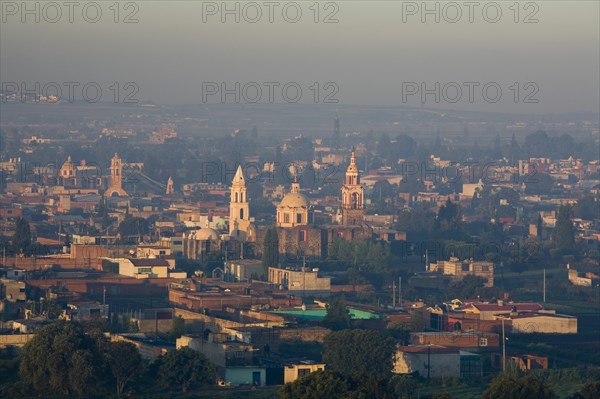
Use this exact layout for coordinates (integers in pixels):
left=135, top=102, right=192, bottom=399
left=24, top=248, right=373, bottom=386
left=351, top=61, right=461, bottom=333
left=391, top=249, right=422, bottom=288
left=479, top=338, right=488, bottom=347
left=352, top=193, right=359, bottom=209
left=299, top=230, right=306, bottom=242
left=159, top=250, right=166, bottom=255
left=138, top=267, right=152, bottom=273
left=482, top=266, right=489, bottom=272
left=296, top=213, right=303, bottom=223
left=284, top=213, right=290, bottom=223
left=298, top=368, right=310, bottom=377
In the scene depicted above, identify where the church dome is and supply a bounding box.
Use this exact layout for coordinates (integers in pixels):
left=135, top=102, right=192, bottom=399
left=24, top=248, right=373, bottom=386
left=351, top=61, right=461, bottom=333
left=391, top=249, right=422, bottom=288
left=192, top=228, right=219, bottom=241
left=279, top=192, right=309, bottom=208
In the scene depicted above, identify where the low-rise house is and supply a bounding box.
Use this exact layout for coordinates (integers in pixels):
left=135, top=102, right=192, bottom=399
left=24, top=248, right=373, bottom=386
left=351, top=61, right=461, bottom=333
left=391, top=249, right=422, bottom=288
left=136, top=244, right=172, bottom=259
left=62, top=301, right=109, bottom=321
left=224, top=260, right=265, bottom=282
left=410, top=331, right=499, bottom=349
left=567, top=264, right=600, bottom=287
left=177, top=333, right=266, bottom=386
left=496, top=312, right=577, bottom=334
left=102, top=257, right=185, bottom=279
left=0, top=278, right=26, bottom=301
left=395, top=345, right=482, bottom=379
left=268, top=266, right=330, bottom=297
left=428, top=257, right=494, bottom=287
left=5, top=269, right=27, bottom=280
left=394, top=345, right=461, bottom=379
left=111, top=333, right=174, bottom=359
left=284, top=361, right=325, bottom=383
left=461, top=301, right=543, bottom=321
left=11, top=317, right=49, bottom=333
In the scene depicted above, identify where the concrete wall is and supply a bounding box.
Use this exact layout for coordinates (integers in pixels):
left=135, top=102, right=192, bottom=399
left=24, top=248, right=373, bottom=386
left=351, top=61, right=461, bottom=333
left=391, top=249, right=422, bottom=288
left=284, top=364, right=325, bottom=383
left=224, top=367, right=265, bottom=386
left=0, top=279, right=26, bottom=301
left=411, top=332, right=500, bottom=348
left=268, top=267, right=330, bottom=295
left=0, top=333, right=34, bottom=347
left=512, top=316, right=577, bottom=334
left=394, top=351, right=460, bottom=379
left=28, top=277, right=171, bottom=296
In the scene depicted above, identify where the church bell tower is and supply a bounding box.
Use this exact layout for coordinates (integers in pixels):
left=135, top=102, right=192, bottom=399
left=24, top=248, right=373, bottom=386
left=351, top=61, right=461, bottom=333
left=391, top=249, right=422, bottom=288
left=341, top=149, right=364, bottom=225
left=229, top=165, right=250, bottom=236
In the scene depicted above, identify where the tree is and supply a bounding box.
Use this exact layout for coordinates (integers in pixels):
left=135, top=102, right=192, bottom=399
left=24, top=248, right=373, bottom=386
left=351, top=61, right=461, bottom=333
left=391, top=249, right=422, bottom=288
left=552, top=205, right=575, bottom=252
left=118, top=216, right=149, bottom=238
left=20, top=321, right=104, bottom=396
left=322, top=299, right=351, bottom=330
left=158, top=347, right=213, bottom=394
left=386, top=321, right=411, bottom=346
left=323, top=329, right=396, bottom=378
left=371, top=180, right=394, bottom=213
left=262, top=226, right=279, bottom=268
left=171, top=315, right=186, bottom=340
left=573, top=195, right=600, bottom=220
left=435, top=199, right=465, bottom=240
left=280, top=370, right=395, bottom=399
left=448, top=275, right=486, bottom=299
left=524, top=173, right=555, bottom=194
left=573, top=381, right=600, bottom=399
left=481, top=374, right=555, bottom=399
left=389, top=375, right=418, bottom=399
left=12, top=217, right=31, bottom=254
left=280, top=370, right=351, bottom=399
left=96, top=197, right=112, bottom=228
left=107, top=341, right=142, bottom=396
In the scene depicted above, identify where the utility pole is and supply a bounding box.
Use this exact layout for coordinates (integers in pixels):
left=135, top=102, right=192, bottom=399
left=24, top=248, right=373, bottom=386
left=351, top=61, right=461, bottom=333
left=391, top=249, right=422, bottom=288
left=392, top=282, right=396, bottom=307
left=302, top=256, right=306, bottom=302
left=427, top=344, right=431, bottom=380
left=543, top=268, right=546, bottom=303
left=398, top=277, right=402, bottom=307
left=502, top=317, right=506, bottom=372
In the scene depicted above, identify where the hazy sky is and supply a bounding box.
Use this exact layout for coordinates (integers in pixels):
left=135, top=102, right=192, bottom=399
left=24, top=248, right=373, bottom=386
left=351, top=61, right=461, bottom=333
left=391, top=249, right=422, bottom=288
left=1, top=1, right=599, bottom=114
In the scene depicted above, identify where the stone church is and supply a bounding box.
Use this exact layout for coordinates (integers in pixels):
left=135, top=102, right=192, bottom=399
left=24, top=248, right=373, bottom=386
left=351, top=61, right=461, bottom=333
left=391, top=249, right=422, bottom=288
left=229, top=150, right=372, bottom=264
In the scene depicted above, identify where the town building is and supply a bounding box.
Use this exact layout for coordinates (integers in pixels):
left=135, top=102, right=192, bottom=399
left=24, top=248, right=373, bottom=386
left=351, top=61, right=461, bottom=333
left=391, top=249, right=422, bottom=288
left=567, top=264, right=600, bottom=286
left=103, top=257, right=185, bottom=279
left=429, top=257, right=495, bottom=287
left=224, top=260, right=265, bottom=282
left=177, top=333, right=266, bottom=386
left=284, top=361, right=326, bottom=383
left=267, top=266, right=330, bottom=297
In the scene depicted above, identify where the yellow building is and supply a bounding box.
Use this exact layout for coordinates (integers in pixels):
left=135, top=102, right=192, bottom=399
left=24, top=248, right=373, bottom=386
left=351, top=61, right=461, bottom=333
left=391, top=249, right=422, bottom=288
left=276, top=179, right=311, bottom=228
left=429, top=257, right=494, bottom=287
left=284, top=361, right=325, bottom=383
